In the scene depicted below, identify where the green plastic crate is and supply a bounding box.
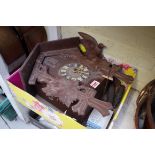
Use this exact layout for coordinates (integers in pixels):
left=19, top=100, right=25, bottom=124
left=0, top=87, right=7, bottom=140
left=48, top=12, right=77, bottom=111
left=0, top=98, right=17, bottom=121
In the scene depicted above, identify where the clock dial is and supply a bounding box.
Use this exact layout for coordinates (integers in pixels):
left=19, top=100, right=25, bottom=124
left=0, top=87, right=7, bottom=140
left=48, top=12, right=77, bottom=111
left=59, top=63, right=90, bottom=81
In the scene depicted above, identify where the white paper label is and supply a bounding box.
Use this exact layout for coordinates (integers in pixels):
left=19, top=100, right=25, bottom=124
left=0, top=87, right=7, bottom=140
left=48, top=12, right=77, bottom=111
left=90, top=80, right=100, bottom=88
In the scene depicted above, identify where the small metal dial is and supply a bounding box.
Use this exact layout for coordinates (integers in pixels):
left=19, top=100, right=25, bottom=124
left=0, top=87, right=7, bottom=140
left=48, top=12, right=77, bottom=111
left=59, top=63, right=90, bottom=81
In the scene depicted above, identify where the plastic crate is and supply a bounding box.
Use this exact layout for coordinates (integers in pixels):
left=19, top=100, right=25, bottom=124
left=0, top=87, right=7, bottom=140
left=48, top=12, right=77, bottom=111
left=0, top=98, right=17, bottom=121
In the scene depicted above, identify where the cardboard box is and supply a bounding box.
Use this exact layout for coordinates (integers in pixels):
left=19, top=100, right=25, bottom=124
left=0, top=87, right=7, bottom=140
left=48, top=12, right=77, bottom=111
left=7, top=37, right=137, bottom=129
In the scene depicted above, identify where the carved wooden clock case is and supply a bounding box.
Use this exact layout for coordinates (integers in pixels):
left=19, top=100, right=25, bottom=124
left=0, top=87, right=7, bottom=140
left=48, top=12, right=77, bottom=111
left=20, top=33, right=134, bottom=125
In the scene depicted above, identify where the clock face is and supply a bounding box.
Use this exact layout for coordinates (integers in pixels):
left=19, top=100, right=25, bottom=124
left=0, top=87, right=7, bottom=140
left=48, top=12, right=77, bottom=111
left=59, top=63, right=90, bottom=81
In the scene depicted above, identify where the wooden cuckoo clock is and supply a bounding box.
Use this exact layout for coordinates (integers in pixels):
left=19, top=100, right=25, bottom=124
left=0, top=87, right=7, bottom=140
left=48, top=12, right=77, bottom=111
left=28, top=32, right=134, bottom=123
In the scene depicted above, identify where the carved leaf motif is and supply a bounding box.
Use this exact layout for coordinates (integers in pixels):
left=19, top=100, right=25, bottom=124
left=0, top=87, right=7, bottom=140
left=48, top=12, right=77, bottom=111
left=37, top=68, right=112, bottom=116
left=72, top=86, right=113, bottom=116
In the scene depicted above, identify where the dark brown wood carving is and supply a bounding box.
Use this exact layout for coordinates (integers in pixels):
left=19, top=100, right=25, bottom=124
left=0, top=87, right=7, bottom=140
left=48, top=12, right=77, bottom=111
left=36, top=65, right=112, bottom=116
left=28, top=32, right=134, bottom=122
left=78, top=32, right=134, bottom=84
